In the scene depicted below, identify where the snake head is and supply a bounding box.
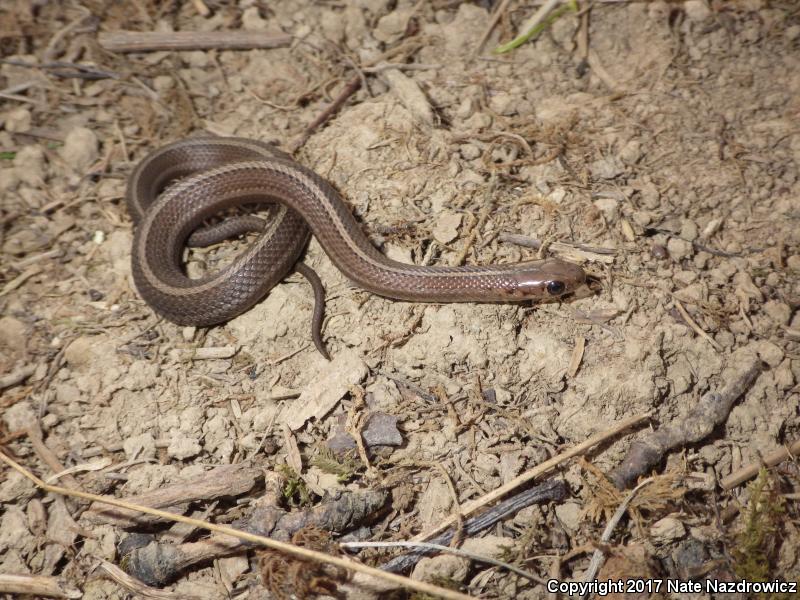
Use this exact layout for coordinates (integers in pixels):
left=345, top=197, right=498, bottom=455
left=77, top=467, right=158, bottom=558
left=508, top=259, right=586, bottom=300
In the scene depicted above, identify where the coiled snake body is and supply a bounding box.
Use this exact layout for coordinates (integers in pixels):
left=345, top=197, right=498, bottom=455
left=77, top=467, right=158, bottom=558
left=128, top=137, right=586, bottom=358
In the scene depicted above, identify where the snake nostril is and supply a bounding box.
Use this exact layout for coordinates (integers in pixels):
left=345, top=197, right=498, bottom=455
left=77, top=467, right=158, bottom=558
left=546, top=280, right=566, bottom=295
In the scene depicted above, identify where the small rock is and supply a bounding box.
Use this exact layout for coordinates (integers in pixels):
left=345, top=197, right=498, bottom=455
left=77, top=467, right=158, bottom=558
left=362, top=412, right=403, bottom=447
left=651, top=244, right=669, bottom=260
left=555, top=501, right=582, bottom=532
left=60, top=127, right=99, bottom=172
left=3, top=400, right=37, bottom=431
left=667, top=237, right=693, bottom=260
left=241, top=6, right=268, bottom=30
left=651, top=516, right=686, bottom=544
left=3, top=107, right=31, bottom=133
left=326, top=430, right=357, bottom=454
left=454, top=97, right=473, bottom=119
left=680, top=220, right=699, bottom=241
left=374, top=8, right=412, bottom=43
left=0, top=470, right=36, bottom=503
left=432, top=211, right=462, bottom=244
left=123, top=433, right=157, bottom=461
left=0, top=167, right=19, bottom=192
left=762, top=300, right=791, bottom=326
left=590, top=156, right=625, bottom=180
left=0, top=507, right=30, bottom=552
left=786, top=25, right=800, bottom=42
left=64, top=336, right=95, bottom=367
left=167, top=433, right=202, bottom=460
left=383, top=69, right=433, bottom=126
left=755, top=340, right=783, bottom=367
left=286, top=349, right=369, bottom=430
left=0, top=316, right=27, bottom=350
left=593, top=198, right=619, bottom=222
left=413, top=554, right=469, bottom=584
left=459, top=143, right=481, bottom=160
left=684, top=0, right=712, bottom=22
left=54, top=383, right=81, bottom=405
left=218, top=556, right=249, bottom=586
left=673, top=270, right=698, bottom=286
left=619, top=139, right=642, bottom=165
left=639, top=181, right=660, bottom=209
left=488, top=91, right=516, bottom=116
left=13, top=145, right=46, bottom=185
left=3, top=229, right=46, bottom=256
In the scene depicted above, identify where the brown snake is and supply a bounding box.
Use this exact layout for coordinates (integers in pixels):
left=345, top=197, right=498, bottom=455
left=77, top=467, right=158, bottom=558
left=128, top=137, right=586, bottom=359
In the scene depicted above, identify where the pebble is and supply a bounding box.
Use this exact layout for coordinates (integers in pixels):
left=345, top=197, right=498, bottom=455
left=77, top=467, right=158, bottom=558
left=374, top=7, right=412, bottom=43
left=756, top=340, right=784, bottom=367
left=63, top=335, right=105, bottom=368
left=673, top=270, right=698, bottom=286
left=639, top=181, right=660, bottom=209
left=680, top=219, right=699, bottom=241
left=593, top=197, right=619, bottom=222
left=286, top=349, right=369, bottom=431
left=555, top=502, right=581, bottom=532
left=684, top=0, right=712, bottom=21
left=786, top=254, right=800, bottom=271
left=667, top=237, right=693, bottom=260
left=167, top=434, right=202, bottom=460
left=384, top=68, right=434, bottom=126
left=459, top=143, right=481, bottom=160
left=432, top=211, right=462, bottom=244
left=651, top=516, right=686, bottom=544
left=589, top=156, right=624, bottom=180
left=3, top=107, right=31, bottom=133
left=241, top=6, right=268, bottom=30
left=619, top=139, right=642, bottom=164
left=0, top=168, right=19, bottom=192
left=13, top=145, right=46, bottom=186
left=59, top=127, right=99, bottom=172
left=651, top=244, right=669, bottom=260
left=0, top=316, right=27, bottom=350
left=488, top=91, right=516, bottom=116
left=123, top=433, right=157, bottom=461
left=762, top=300, right=791, bottom=326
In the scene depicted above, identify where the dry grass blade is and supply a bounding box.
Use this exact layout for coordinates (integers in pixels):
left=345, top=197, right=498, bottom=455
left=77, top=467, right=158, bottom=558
left=0, top=450, right=474, bottom=600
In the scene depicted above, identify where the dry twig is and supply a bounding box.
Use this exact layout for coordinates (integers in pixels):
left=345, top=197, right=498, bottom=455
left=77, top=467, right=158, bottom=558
left=412, top=413, right=650, bottom=543
left=98, top=31, right=292, bottom=53
left=720, top=439, right=800, bottom=490
left=0, top=449, right=473, bottom=600
left=609, top=353, right=763, bottom=489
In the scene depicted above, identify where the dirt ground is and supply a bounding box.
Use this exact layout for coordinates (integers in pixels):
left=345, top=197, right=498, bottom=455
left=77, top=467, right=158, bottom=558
left=1, top=0, right=799, bottom=598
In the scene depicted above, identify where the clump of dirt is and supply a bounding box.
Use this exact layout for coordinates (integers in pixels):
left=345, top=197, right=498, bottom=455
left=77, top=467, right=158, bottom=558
left=1, top=1, right=798, bottom=598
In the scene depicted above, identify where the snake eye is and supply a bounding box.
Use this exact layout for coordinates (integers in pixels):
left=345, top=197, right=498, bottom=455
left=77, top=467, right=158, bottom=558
left=546, top=280, right=566, bottom=295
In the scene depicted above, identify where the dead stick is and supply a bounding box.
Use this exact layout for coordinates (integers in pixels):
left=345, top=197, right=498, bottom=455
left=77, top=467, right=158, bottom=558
left=83, top=463, right=263, bottom=527
left=125, top=488, right=387, bottom=586
left=609, top=354, right=763, bottom=490
left=0, top=574, right=79, bottom=599
left=720, top=439, right=800, bottom=490
left=288, top=75, right=361, bottom=153
left=0, top=364, right=36, bottom=390
left=98, top=31, right=291, bottom=53
left=382, top=479, right=566, bottom=573
left=0, top=450, right=471, bottom=600
left=413, top=413, right=651, bottom=542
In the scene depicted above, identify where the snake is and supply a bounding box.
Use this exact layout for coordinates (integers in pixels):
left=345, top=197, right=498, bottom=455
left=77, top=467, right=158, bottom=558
left=127, top=137, right=587, bottom=359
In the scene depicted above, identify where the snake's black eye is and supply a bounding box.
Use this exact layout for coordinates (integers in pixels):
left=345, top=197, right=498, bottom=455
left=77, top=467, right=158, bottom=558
left=546, top=280, right=566, bottom=295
